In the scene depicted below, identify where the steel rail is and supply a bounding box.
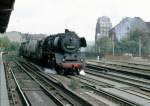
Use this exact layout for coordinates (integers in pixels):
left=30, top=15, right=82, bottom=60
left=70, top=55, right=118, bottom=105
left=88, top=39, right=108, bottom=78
left=87, top=65, right=150, bottom=85
left=78, top=75, right=150, bottom=100
left=16, top=61, right=70, bottom=106
left=10, top=68, right=30, bottom=106
left=89, top=60, right=150, bottom=71
left=18, top=61, right=93, bottom=106
left=86, top=66, right=150, bottom=92
left=87, top=63, right=150, bottom=79
left=110, top=60, right=150, bottom=67
left=69, top=76, right=142, bottom=106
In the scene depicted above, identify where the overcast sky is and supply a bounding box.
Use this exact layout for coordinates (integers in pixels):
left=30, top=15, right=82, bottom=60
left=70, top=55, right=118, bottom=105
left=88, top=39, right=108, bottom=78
left=7, top=0, right=150, bottom=41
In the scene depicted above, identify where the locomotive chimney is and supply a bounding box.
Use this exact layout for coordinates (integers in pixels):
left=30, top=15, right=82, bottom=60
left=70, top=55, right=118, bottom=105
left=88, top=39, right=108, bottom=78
left=65, top=29, right=69, bottom=33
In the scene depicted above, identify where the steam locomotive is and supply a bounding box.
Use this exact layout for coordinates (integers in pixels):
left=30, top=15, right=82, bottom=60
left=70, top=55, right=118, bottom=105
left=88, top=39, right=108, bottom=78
left=19, top=29, right=87, bottom=75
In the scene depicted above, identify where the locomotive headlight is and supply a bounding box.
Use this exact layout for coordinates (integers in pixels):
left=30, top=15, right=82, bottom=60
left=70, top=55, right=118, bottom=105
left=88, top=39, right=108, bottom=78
left=80, top=58, right=84, bottom=62
left=62, top=58, right=65, bottom=62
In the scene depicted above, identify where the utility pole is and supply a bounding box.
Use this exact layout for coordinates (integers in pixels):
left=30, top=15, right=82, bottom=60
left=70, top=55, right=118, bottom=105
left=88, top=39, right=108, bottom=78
left=112, top=33, right=115, bottom=56
left=99, top=45, right=101, bottom=55
left=139, top=36, right=141, bottom=57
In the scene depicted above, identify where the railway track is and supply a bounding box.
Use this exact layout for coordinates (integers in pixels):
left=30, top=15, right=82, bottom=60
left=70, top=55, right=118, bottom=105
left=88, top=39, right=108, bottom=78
left=83, top=64, right=150, bottom=104
left=4, top=62, right=29, bottom=106
left=110, top=60, right=150, bottom=67
left=87, top=61, right=150, bottom=79
left=18, top=58, right=150, bottom=106
left=18, top=60, right=93, bottom=106
left=7, top=61, right=67, bottom=106
left=70, top=74, right=150, bottom=106
left=79, top=75, right=150, bottom=98
left=86, top=64, right=150, bottom=92
left=5, top=54, right=150, bottom=106
left=89, top=60, right=150, bottom=70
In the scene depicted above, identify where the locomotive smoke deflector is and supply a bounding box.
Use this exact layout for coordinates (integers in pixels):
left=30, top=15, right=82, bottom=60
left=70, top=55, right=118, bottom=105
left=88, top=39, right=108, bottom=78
left=80, top=37, right=87, bottom=47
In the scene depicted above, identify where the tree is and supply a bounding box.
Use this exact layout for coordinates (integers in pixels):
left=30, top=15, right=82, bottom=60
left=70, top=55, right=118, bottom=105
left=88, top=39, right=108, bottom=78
left=118, top=29, right=150, bottom=56
left=0, top=36, right=20, bottom=52
left=0, top=36, right=10, bottom=51
left=96, top=36, right=112, bottom=55
left=141, top=33, right=150, bottom=55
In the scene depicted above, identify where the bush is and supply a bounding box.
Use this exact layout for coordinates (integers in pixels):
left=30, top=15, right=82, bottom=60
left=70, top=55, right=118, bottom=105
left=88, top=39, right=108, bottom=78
left=69, top=78, right=80, bottom=91
left=0, top=36, right=20, bottom=52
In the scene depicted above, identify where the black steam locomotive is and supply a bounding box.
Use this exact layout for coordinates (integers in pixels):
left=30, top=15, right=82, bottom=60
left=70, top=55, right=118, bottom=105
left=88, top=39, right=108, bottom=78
left=19, top=29, right=87, bottom=75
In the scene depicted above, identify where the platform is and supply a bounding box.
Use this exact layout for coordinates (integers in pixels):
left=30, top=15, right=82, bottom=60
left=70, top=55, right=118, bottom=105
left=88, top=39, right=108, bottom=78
left=0, top=52, right=10, bottom=106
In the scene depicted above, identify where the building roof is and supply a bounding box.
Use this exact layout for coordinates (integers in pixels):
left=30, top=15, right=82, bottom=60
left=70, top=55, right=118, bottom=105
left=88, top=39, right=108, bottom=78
left=0, top=0, right=15, bottom=33
left=109, top=17, right=150, bottom=40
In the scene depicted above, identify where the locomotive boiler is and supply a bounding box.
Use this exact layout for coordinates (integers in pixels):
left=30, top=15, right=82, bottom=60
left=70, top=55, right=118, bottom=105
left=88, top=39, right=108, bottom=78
left=19, top=29, right=87, bottom=75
